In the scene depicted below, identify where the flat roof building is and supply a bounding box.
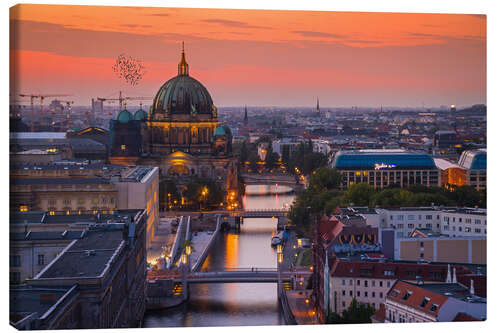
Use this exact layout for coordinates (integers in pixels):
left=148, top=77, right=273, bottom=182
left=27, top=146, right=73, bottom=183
left=332, top=149, right=440, bottom=189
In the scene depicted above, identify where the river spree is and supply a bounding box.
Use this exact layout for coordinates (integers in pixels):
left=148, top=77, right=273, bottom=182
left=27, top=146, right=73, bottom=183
left=143, top=185, right=295, bottom=327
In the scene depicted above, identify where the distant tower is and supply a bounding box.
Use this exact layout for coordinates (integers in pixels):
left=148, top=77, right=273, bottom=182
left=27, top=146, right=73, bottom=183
left=244, top=105, right=248, bottom=127
left=450, top=104, right=457, bottom=131
left=316, top=97, right=320, bottom=114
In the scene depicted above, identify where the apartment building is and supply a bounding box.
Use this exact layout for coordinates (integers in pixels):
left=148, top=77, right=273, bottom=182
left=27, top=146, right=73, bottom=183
left=440, top=207, right=486, bottom=237
left=328, top=259, right=472, bottom=314
left=11, top=209, right=147, bottom=330
left=385, top=280, right=485, bottom=323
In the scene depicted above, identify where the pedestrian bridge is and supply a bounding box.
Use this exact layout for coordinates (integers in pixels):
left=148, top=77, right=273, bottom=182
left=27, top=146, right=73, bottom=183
left=231, top=209, right=289, bottom=218
left=171, top=268, right=310, bottom=284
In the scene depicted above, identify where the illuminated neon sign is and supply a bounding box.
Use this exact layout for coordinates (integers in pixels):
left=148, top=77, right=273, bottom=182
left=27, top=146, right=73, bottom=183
left=374, top=163, right=396, bottom=170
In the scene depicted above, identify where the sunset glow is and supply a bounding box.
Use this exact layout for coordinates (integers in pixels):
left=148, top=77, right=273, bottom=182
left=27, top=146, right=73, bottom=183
left=10, top=4, right=486, bottom=107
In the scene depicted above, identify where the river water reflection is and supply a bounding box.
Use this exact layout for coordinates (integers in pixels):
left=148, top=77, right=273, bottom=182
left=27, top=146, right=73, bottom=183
left=143, top=185, right=296, bottom=327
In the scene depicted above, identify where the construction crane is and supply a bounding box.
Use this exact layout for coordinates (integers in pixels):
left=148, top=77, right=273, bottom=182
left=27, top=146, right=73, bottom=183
left=96, top=91, right=152, bottom=113
left=18, top=93, right=71, bottom=131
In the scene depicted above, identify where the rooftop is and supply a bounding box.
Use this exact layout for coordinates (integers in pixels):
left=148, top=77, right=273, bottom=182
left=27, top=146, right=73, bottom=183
left=11, top=177, right=112, bottom=186
left=333, top=149, right=436, bottom=170
left=10, top=132, right=67, bottom=140
left=10, top=285, right=76, bottom=324
left=37, top=229, right=125, bottom=279
left=458, top=149, right=486, bottom=170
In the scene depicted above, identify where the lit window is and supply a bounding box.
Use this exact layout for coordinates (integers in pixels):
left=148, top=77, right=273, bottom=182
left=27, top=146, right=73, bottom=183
left=19, top=205, right=28, bottom=212
left=49, top=211, right=55, bottom=216
left=121, top=144, right=126, bottom=150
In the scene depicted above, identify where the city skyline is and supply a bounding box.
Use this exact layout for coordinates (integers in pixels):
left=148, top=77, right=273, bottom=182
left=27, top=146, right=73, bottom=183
left=10, top=5, right=486, bottom=108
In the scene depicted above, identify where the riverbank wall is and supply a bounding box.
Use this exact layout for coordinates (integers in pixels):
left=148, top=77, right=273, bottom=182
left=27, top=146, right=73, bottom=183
left=192, top=215, right=222, bottom=272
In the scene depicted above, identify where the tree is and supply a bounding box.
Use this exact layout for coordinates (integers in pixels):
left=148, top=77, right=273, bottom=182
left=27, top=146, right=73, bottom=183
left=184, top=178, right=225, bottom=210
left=159, top=180, right=180, bottom=210
left=308, top=167, right=343, bottom=192
left=326, top=298, right=376, bottom=324
left=342, top=183, right=376, bottom=206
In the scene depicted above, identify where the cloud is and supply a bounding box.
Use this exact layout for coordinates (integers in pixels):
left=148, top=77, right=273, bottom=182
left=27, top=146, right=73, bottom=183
left=291, top=30, right=346, bottom=39
left=120, top=24, right=153, bottom=28
left=408, top=32, right=484, bottom=42
left=147, top=13, right=170, bottom=17
left=201, top=19, right=270, bottom=30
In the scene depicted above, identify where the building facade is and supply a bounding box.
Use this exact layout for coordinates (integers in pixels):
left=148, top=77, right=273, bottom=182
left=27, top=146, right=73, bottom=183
left=328, top=260, right=472, bottom=314
left=332, top=149, right=440, bottom=189
left=15, top=209, right=147, bottom=329
left=457, top=149, right=486, bottom=190
left=109, top=45, right=238, bottom=195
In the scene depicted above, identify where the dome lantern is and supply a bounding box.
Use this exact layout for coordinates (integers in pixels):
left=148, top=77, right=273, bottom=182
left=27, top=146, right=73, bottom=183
left=178, top=41, right=189, bottom=76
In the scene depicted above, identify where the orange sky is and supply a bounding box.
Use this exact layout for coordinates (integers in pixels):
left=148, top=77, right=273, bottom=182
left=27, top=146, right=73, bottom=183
left=10, top=4, right=486, bottom=107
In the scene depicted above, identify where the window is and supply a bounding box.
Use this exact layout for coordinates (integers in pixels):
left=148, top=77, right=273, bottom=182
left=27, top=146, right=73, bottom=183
left=19, top=205, right=28, bottom=212
left=349, top=279, right=353, bottom=286
left=475, top=228, right=481, bottom=233
left=425, top=215, right=432, bottom=220
left=342, top=290, right=346, bottom=296
left=38, top=254, right=45, bottom=266
left=397, top=215, right=404, bottom=221
left=342, top=279, right=345, bottom=285
left=349, top=290, right=353, bottom=296
left=426, top=223, right=432, bottom=228
left=397, top=224, right=404, bottom=229
left=420, top=242, right=424, bottom=247
left=420, top=253, right=424, bottom=259
left=63, top=199, right=71, bottom=205
left=121, top=144, right=126, bottom=150
left=465, top=227, right=471, bottom=233
left=418, top=215, right=422, bottom=220
left=342, top=301, right=346, bottom=307
left=475, top=219, right=481, bottom=225
left=372, top=280, right=375, bottom=287
left=387, top=281, right=391, bottom=287
left=429, top=304, right=438, bottom=312
left=408, top=215, right=415, bottom=220
left=408, top=223, right=414, bottom=228
left=380, top=292, right=383, bottom=298
left=459, top=227, right=462, bottom=232
left=364, top=280, right=368, bottom=287
left=459, top=218, right=462, bottom=222
left=379, top=281, right=383, bottom=287
left=390, top=215, right=393, bottom=220
left=364, top=291, right=368, bottom=297
left=402, top=290, right=412, bottom=300
left=372, top=292, right=376, bottom=298
left=357, top=291, right=360, bottom=297
left=390, top=289, right=400, bottom=297
left=465, top=218, right=471, bottom=224
left=357, top=280, right=360, bottom=286
left=10, top=255, right=21, bottom=267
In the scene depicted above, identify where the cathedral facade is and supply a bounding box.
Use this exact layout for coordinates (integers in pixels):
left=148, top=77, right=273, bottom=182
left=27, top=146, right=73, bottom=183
left=109, top=46, right=238, bottom=193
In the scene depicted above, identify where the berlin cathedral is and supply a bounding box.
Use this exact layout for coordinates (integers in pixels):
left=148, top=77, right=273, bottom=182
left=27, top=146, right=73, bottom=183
left=109, top=45, right=238, bottom=193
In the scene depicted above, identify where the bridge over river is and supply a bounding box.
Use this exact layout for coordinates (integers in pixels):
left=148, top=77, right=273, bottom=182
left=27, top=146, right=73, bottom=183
left=242, top=173, right=305, bottom=192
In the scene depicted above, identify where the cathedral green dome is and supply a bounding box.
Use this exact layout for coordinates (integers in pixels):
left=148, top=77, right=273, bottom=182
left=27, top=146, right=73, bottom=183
left=117, top=109, right=133, bottom=123
left=134, top=108, right=148, bottom=121
left=151, top=45, right=215, bottom=117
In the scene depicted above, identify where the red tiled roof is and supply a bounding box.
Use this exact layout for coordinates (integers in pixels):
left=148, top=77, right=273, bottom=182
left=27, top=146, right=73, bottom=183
left=453, top=313, right=481, bottom=322
left=319, top=215, right=344, bottom=244
left=331, top=261, right=472, bottom=282
left=387, top=280, right=448, bottom=317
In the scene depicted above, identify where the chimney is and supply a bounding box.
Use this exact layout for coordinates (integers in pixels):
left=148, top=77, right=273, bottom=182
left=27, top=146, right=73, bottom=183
left=446, top=264, right=452, bottom=283
left=452, top=267, right=457, bottom=283
left=470, top=279, right=475, bottom=295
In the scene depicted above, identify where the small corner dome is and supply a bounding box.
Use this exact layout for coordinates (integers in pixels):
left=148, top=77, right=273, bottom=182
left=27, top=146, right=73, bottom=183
left=134, top=108, right=148, bottom=121
left=214, top=126, right=228, bottom=136
left=117, top=110, right=133, bottom=123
